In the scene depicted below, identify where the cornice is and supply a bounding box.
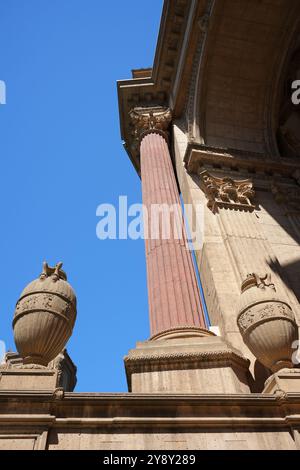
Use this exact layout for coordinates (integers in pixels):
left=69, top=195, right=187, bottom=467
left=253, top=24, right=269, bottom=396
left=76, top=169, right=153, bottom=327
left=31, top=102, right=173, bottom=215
left=0, top=390, right=300, bottom=405
left=184, top=143, right=300, bottom=180
left=46, top=416, right=299, bottom=429
left=124, top=349, right=249, bottom=370
left=1, top=412, right=299, bottom=429
left=117, top=0, right=209, bottom=174
left=0, top=391, right=300, bottom=427
left=118, top=0, right=300, bottom=177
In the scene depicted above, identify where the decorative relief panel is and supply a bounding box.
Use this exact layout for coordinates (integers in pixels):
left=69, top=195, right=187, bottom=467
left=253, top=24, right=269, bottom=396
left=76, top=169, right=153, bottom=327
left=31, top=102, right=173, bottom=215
left=15, top=293, right=70, bottom=319
left=198, top=170, right=255, bottom=213
left=238, top=302, right=294, bottom=334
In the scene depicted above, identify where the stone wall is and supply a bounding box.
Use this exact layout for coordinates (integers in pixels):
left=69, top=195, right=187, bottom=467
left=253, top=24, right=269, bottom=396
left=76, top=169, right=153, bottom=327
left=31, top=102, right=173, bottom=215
left=0, top=391, right=299, bottom=450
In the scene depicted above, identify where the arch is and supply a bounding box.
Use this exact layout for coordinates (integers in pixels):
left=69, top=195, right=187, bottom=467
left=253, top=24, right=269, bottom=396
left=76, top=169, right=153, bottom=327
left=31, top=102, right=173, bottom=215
left=190, top=0, right=300, bottom=157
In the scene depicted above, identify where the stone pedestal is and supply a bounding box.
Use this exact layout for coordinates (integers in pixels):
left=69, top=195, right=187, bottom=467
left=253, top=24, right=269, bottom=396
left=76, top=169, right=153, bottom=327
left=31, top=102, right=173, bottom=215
left=263, top=368, right=300, bottom=394
left=0, top=368, right=63, bottom=391
left=0, top=349, right=76, bottom=392
left=125, top=328, right=250, bottom=393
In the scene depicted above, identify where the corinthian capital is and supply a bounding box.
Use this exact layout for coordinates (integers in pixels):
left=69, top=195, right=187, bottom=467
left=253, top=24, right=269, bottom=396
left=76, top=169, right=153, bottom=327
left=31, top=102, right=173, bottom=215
left=129, top=106, right=172, bottom=144
left=199, top=170, right=255, bottom=213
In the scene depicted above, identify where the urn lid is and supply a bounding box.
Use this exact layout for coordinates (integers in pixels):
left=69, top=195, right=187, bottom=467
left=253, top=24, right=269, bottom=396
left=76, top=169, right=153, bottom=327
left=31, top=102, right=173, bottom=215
left=241, top=273, right=276, bottom=293
left=18, top=262, right=76, bottom=307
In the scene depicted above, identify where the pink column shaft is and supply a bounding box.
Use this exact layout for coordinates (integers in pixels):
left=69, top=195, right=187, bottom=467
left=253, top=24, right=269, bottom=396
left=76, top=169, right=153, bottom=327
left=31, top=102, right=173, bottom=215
left=140, top=131, right=207, bottom=336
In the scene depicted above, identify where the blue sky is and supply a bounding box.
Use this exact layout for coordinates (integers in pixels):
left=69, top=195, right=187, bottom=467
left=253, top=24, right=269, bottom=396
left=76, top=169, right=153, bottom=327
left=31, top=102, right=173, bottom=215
left=0, top=0, right=163, bottom=391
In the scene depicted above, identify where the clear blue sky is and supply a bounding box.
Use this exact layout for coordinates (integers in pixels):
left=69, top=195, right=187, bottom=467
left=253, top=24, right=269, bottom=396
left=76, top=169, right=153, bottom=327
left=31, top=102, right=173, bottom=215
left=0, top=0, right=163, bottom=391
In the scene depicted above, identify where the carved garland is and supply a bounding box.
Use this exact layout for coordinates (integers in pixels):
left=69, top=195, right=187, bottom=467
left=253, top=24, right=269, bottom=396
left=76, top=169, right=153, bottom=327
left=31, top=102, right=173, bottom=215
left=238, top=302, right=294, bottom=334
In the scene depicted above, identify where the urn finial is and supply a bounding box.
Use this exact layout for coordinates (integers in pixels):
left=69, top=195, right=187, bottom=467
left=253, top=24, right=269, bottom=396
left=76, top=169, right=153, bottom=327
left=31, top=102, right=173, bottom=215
left=241, top=273, right=276, bottom=293
left=40, top=261, right=67, bottom=281
left=13, top=262, right=77, bottom=367
left=237, top=273, right=298, bottom=373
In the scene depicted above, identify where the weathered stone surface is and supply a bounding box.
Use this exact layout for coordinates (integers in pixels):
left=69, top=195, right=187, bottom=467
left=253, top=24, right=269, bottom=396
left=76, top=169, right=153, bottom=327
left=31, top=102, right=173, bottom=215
left=125, top=328, right=250, bottom=394
left=0, top=369, right=61, bottom=391
left=263, top=368, right=300, bottom=394
left=0, top=392, right=299, bottom=450
left=1, top=350, right=77, bottom=392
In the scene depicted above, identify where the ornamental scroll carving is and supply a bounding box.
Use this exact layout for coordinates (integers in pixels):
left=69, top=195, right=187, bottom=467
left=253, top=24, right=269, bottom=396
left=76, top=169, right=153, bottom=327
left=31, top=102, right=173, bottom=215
left=198, top=170, right=255, bottom=213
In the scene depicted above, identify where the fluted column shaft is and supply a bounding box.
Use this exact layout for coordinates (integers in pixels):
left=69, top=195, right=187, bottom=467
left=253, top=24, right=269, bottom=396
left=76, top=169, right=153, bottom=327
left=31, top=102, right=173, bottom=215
left=140, top=131, right=207, bottom=336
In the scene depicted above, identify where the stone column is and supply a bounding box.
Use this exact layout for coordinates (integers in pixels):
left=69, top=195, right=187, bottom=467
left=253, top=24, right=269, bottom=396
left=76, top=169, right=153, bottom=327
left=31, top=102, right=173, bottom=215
left=125, top=108, right=250, bottom=394
left=130, top=107, right=207, bottom=337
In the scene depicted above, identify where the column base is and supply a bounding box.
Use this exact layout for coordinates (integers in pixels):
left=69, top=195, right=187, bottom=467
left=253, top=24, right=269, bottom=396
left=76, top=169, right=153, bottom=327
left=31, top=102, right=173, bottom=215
left=263, top=368, right=300, bottom=394
left=124, top=327, right=250, bottom=393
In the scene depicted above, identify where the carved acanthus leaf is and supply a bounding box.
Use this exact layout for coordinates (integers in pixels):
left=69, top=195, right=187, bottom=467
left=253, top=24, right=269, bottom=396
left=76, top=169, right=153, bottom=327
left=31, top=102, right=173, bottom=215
left=199, top=170, right=255, bottom=212
left=129, top=107, right=172, bottom=146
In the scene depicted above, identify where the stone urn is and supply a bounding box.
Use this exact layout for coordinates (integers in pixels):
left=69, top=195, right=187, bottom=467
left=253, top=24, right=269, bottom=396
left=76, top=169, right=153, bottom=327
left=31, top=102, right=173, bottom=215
left=13, top=262, right=77, bottom=366
left=237, top=273, right=298, bottom=373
